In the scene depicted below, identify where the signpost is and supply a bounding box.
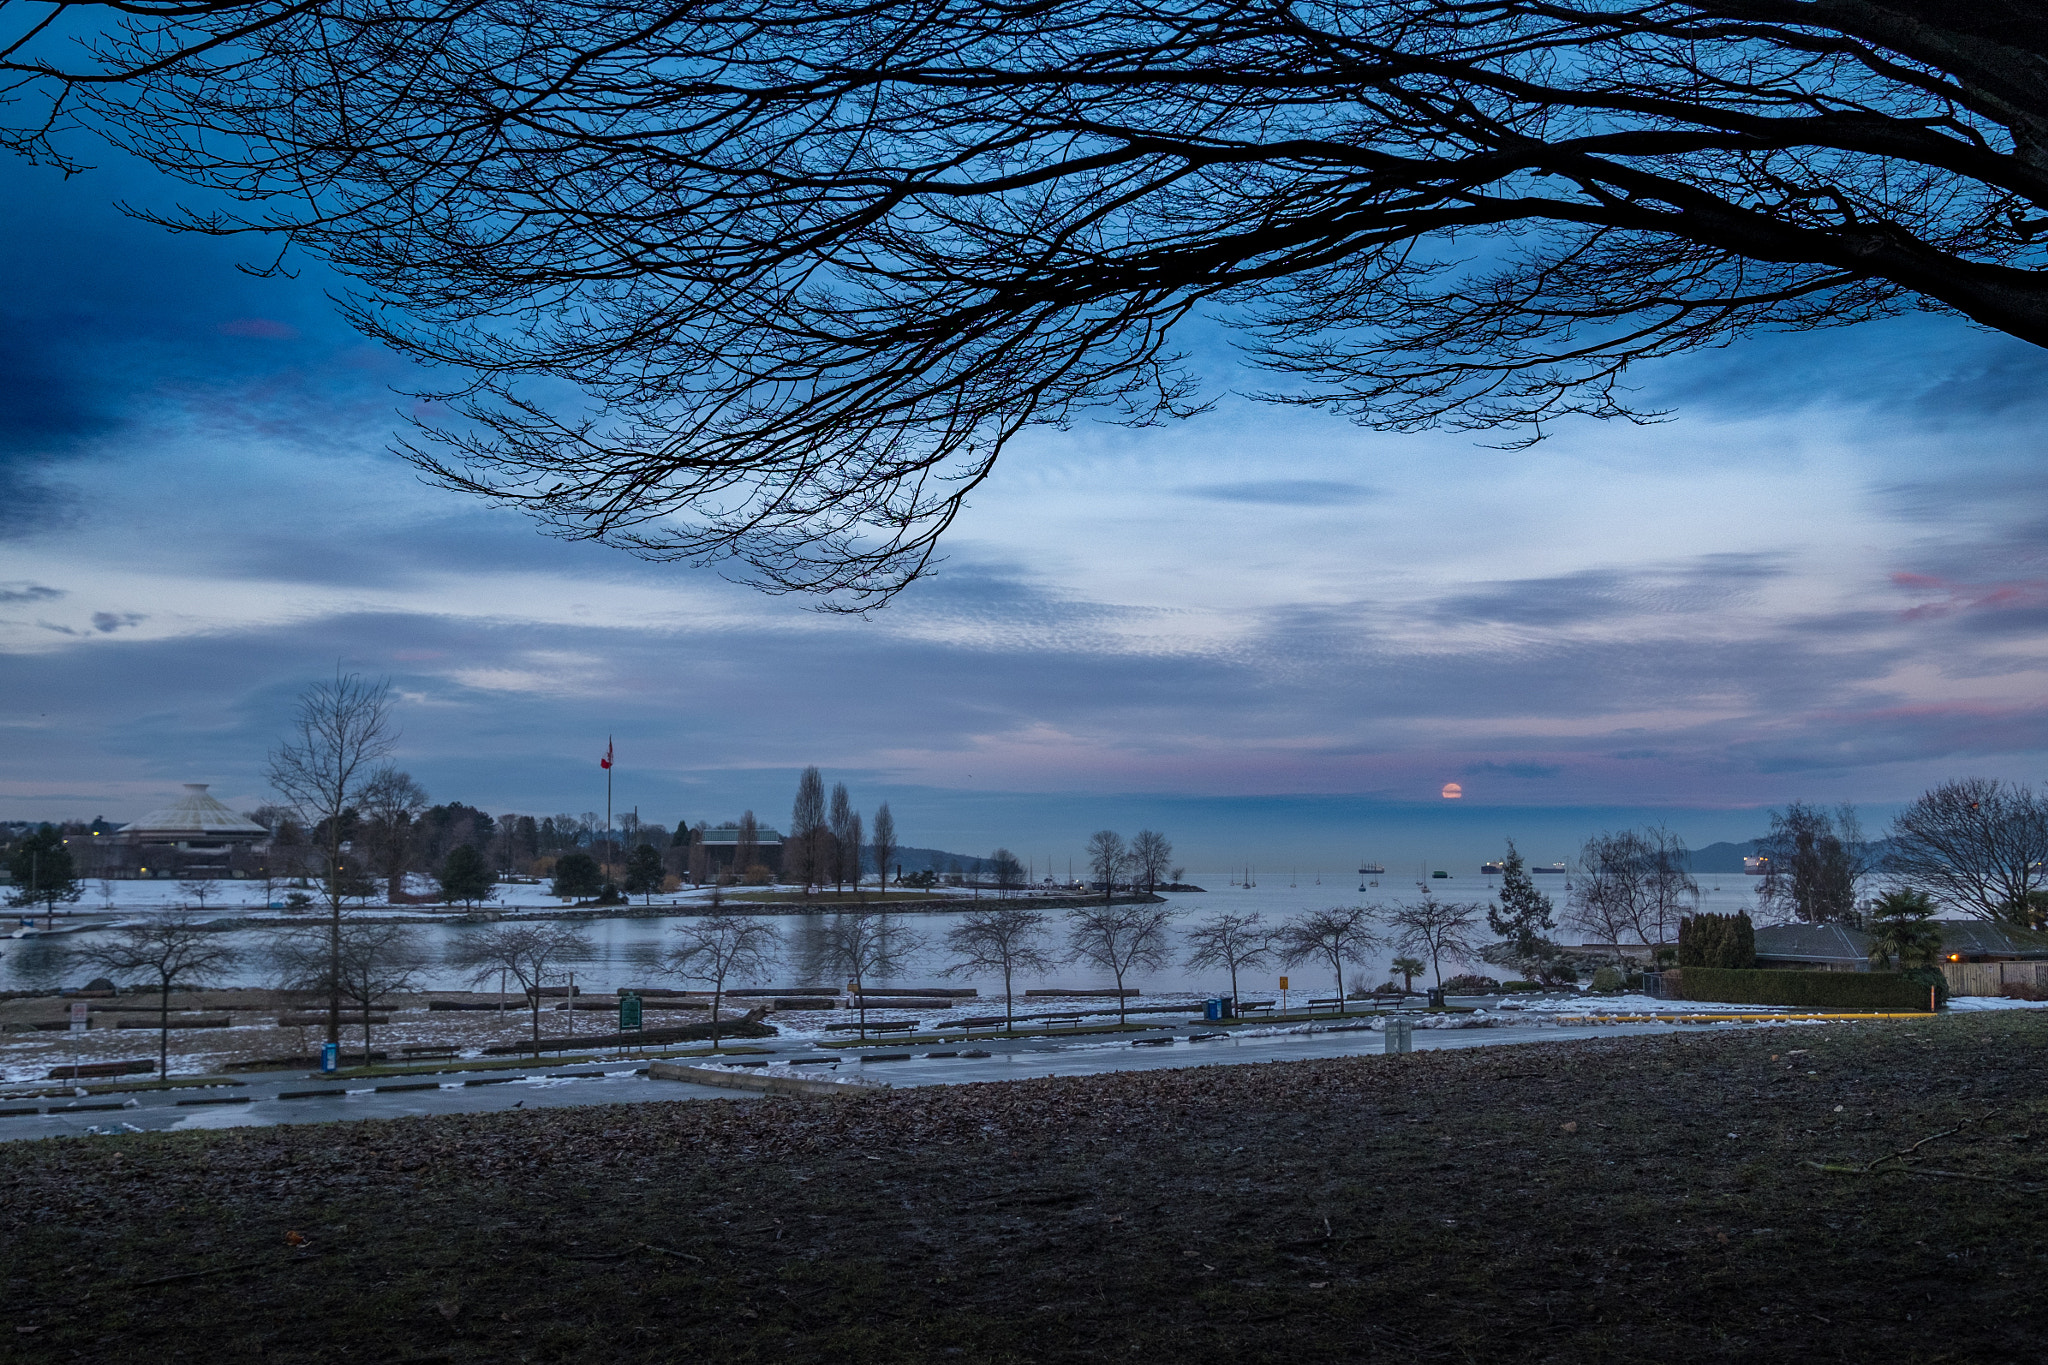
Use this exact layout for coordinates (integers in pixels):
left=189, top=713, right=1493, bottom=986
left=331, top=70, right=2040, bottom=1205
left=1279, top=976, right=1289, bottom=1015
left=69, top=1002, right=88, bottom=1033
left=619, top=992, right=643, bottom=1037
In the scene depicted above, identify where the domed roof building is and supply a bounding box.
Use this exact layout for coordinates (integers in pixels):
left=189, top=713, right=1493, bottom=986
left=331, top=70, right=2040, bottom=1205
left=113, top=784, right=271, bottom=878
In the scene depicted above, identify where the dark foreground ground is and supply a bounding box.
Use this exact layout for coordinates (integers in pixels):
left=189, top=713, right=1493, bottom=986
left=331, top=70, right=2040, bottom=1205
left=4, top=1014, right=2044, bottom=1364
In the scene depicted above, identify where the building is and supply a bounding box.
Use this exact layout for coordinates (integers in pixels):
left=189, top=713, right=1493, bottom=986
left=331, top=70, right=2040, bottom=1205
left=1754, top=919, right=2048, bottom=976
left=698, top=823, right=784, bottom=875
left=100, top=784, right=272, bottom=879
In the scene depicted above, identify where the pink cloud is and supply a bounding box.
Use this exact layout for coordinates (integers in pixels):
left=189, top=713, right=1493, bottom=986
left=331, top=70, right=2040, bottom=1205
left=1890, top=571, right=2048, bottom=620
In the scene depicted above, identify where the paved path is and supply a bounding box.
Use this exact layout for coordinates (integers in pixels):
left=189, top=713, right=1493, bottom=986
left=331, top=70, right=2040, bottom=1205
left=1, top=1013, right=1715, bottom=1141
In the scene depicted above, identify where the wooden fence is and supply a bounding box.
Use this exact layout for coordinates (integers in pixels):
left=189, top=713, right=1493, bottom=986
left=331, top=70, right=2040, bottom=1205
left=1940, top=961, right=2048, bottom=996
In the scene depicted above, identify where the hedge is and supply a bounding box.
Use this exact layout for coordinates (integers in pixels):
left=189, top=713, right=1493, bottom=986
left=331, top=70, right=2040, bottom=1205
left=1677, top=966, right=1936, bottom=1011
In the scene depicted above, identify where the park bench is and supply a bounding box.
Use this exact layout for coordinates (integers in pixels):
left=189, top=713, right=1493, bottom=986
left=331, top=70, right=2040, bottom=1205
left=401, top=1045, right=459, bottom=1059
left=1235, top=1001, right=1275, bottom=1014
left=824, top=1020, right=917, bottom=1033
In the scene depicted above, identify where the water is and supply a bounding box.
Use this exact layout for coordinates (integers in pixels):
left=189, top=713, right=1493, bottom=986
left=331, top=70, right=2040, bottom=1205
left=0, top=873, right=1772, bottom=997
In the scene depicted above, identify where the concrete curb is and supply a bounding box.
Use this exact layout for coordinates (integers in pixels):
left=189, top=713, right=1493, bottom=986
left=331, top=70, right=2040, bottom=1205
left=646, top=1060, right=873, bottom=1097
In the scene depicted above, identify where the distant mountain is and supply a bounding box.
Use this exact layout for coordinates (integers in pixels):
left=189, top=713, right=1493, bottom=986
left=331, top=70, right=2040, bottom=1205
left=877, top=845, right=992, bottom=875
left=1687, top=840, right=1761, bottom=874
left=1685, top=838, right=1892, bottom=875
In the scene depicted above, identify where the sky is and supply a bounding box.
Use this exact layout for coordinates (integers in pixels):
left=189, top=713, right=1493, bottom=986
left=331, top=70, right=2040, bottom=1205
left=4, top=141, right=2047, bottom=872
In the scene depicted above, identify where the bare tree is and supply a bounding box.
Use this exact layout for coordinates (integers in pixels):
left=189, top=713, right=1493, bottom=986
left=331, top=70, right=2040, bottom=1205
left=1275, top=907, right=1383, bottom=1015
left=663, top=916, right=782, bottom=1049
left=828, top=782, right=857, bottom=893
left=22, top=5, right=2048, bottom=605
left=1183, top=912, right=1275, bottom=1008
left=1385, top=894, right=1486, bottom=989
left=358, top=766, right=430, bottom=902
left=1129, top=830, right=1174, bottom=897
left=870, top=803, right=896, bottom=893
left=1888, top=778, right=2048, bottom=927
left=71, top=914, right=243, bottom=1077
left=687, top=821, right=710, bottom=888
left=1064, top=904, right=1171, bottom=1025
left=1085, top=830, right=1128, bottom=906
left=452, top=924, right=594, bottom=1045
left=1568, top=828, right=1699, bottom=947
left=944, top=906, right=1056, bottom=1031
left=988, top=848, right=1025, bottom=895
left=734, top=810, right=761, bottom=884
left=266, top=671, right=396, bottom=1048
left=822, top=910, right=924, bottom=1039
left=177, top=875, right=219, bottom=912
left=271, top=921, right=428, bottom=1064
left=789, top=769, right=827, bottom=893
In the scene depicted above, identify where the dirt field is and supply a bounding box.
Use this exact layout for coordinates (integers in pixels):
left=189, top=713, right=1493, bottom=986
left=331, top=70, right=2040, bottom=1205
left=4, top=1013, right=2043, bottom=1363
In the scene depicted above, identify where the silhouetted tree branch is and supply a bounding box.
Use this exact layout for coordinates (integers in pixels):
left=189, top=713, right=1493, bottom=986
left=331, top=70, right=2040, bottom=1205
left=12, top=2, right=2048, bottom=603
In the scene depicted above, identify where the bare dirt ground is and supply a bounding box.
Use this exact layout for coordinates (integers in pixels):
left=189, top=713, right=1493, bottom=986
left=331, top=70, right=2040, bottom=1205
left=3, top=1013, right=2043, bottom=1363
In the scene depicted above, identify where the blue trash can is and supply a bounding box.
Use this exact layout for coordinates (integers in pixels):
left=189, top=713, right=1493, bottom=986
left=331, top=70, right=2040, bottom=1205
left=320, top=1042, right=339, bottom=1072
left=1204, top=998, right=1223, bottom=1021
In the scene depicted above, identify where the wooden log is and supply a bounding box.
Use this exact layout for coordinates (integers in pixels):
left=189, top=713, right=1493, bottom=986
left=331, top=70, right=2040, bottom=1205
left=116, top=1016, right=232, bottom=1029
left=1024, top=988, right=1140, bottom=997
left=278, top=1013, right=387, bottom=1027
left=46, top=1059, right=155, bottom=1079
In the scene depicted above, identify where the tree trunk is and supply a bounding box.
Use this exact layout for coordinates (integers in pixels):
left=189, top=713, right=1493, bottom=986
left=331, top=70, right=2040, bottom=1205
left=158, top=979, right=170, bottom=1078
left=711, top=980, right=723, bottom=1050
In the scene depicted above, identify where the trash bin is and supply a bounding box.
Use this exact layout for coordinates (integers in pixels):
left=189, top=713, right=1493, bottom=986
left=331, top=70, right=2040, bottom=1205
left=319, top=1042, right=339, bottom=1073
left=1427, top=986, right=1446, bottom=1009
left=1204, top=998, right=1223, bottom=1021
left=1219, top=996, right=1235, bottom=1021
left=1384, top=1018, right=1414, bottom=1055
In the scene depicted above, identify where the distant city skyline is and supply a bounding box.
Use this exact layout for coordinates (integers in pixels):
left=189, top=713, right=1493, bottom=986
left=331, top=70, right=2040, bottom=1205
left=4, top=146, right=2046, bottom=853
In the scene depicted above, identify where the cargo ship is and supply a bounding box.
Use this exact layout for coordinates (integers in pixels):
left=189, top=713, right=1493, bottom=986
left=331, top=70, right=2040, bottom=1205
left=1480, top=861, right=1505, bottom=875
left=1532, top=862, right=1567, bottom=874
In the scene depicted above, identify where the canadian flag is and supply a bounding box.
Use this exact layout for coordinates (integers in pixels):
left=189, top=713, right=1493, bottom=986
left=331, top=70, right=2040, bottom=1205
left=600, top=738, right=613, bottom=770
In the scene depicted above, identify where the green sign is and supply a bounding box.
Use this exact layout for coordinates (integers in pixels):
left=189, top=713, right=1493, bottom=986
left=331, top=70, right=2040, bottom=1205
left=619, top=993, right=643, bottom=1031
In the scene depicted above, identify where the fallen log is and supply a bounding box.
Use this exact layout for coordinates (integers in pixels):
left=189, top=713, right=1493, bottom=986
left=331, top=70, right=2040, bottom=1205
left=1025, top=988, right=1140, bottom=998
left=46, top=1059, right=156, bottom=1079
left=117, top=1016, right=232, bottom=1029
left=481, top=1017, right=779, bottom=1055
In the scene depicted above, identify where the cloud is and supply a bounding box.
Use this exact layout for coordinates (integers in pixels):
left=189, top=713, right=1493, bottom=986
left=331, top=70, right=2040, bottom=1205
left=1175, top=479, right=1377, bottom=505
left=90, top=611, right=146, bottom=633
left=1434, top=554, right=1784, bottom=627
left=1465, top=761, right=1565, bottom=780
left=216, top=318, right=301, bottom=340
left=0, top=583, right=62, bottom=603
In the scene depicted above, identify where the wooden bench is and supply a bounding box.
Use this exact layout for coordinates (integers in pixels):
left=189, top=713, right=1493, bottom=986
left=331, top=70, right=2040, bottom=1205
left=401, top=1045, right=459, bottom=1059
left=824, top=1020, right=917, bottom=1033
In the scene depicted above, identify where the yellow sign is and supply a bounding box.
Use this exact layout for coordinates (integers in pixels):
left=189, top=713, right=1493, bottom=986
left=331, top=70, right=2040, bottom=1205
left=1278, top=976, right=1289, bottom=990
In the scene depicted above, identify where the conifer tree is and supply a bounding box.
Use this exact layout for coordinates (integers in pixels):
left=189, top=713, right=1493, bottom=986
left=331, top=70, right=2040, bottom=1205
left=1486, top=839, right=1555, bottom=956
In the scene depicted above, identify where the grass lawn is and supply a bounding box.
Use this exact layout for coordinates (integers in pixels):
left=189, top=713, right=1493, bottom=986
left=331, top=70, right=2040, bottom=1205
left=4, top=1013, right=2044, bottom=1362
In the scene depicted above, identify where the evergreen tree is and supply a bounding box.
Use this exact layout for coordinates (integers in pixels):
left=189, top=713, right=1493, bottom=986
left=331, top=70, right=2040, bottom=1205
left=550, top=851, right=604, bottom=899
left=6, top=825, right=81, bottom=916
left=623, top=842, right=666, bottom=903
left=1485, top=839, right=1554, bottom=955
left=438, top=843, right=499, bottom=909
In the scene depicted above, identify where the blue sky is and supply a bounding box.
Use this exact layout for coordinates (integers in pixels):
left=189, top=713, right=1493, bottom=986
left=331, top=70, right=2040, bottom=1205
left=4, top=144, right=2047, bottom=870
